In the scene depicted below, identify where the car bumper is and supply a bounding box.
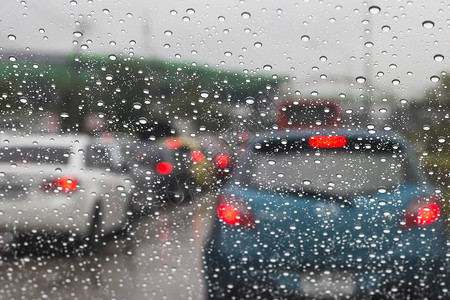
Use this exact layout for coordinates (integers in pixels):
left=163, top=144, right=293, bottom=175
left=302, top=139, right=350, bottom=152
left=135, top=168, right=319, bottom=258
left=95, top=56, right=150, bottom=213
left=0, top=196, right=92, bottom=237
left=204, top=229, right=449, bottom=298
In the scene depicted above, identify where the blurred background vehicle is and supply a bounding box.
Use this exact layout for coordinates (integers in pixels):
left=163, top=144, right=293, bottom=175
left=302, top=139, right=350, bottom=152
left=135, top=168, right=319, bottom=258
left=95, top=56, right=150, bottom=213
left=276, top=99, right=342, bottom=130
left=204, top=130, right=448, bottom=299
left=0, top=133, right=133, bottom=255
left=197, top=135, right=236, bottom=185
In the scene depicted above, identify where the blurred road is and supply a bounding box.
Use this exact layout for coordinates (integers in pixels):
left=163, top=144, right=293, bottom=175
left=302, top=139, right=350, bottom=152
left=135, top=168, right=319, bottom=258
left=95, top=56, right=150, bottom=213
left=0, top=192, right=215, bottom=300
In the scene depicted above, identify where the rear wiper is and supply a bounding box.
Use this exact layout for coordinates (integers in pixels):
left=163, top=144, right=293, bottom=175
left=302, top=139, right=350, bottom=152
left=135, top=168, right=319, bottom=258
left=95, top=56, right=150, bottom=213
left=272, top=186, right=352, bottom=206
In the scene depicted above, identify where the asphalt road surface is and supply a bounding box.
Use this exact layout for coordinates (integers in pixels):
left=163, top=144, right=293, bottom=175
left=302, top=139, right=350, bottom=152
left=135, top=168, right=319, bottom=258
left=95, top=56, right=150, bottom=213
left=0, top=192, right=215, bottom=300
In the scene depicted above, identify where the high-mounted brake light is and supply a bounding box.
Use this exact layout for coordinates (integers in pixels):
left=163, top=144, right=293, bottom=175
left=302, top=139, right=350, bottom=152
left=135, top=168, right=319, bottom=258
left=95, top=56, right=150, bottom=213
left=216, top=195, right=256, bottom=230
left=156, top=162, right=173, bottom=175
left=401, top=194, right=441, bottom=229
left=191, top=150, right=204, bottom=163
left=309, top=136, right=347, bottom=148
left=41, top=176, right=77, bottom=193
left=165, top=138, right=182, bottom=149
left=215, top=154, right=229, bottom=168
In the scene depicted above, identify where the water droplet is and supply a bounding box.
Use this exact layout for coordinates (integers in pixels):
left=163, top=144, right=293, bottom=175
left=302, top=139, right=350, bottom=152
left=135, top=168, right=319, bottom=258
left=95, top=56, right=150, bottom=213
left=182, top=16, right=190, bottom=22
left=339, top=93, right=346, bottom=98
left=319, top=56, right=327, bottom=61
left=164, top=30, right=173, bottom=36
left=186, top=8, right=195, bottom=15
left=378, top=199, right=387, bottom=206
left=129, top=40, right=136, bottom=45
left=369, top=6, right=381, bottom=14
left=200, top=91, right=209, bottom=98
left=379, top=108, right=388, bottom=113
left=384, top=125, right=392, bottom=131
left=303, top=180, right=311, bottom=186
left=133, top=102, right=142, bottom=109
left=218, top=16, right=225, bottom=21
left=241, top=12, right=251, bottom=19
left=400, top=99, right=408, bottom=104
left=356, top=76, right=366, bottom=83
left=73, top=31, right=83, bottom=38
left=254, top=42, right=262, bottom=48
left=245, top=97, right=255, bottom=104
left=105, top=74, right=113, bottom=81
left=345, top=109, right=353, bottom=114
left=277, top=173, right=284, bottom=178
left=109, top=54, right=117, bottom=60
left=392, top=79, right=400, bottom=85
left=170, top=10, right=177, bottom=15
left=311, top=91, right=318, bottom=96
left=433, top=54, right=444, bottom=62
left=199, top=125, right=206, bottom=131
left=7, top=34, right=16, bottom=40
left=381, top=25, right=391, bottom=32
left=19, top=97, right=27, bottom=104
left=430, top=76, right=440, bottom=82
left=139, top=117, right=148, bottom=124
left=267, top=160, right=276, bottom=165
left=301, top=35, right=310, bottom=41
left=97, top=100, right=104, bottom=107
left=103, top=8, right=110, bottom=14
left=422, top=20, right=434, bottom=29
left=224, top=51, right=232, bottom=57
left=116, top=185, right=125, bottom=191
left=254, top=143, right=262, bottom=150
left=364, top=42, right=374, bottom=48
left=423, top=125, right=430, bottom=131
left=438, top=137, right=445, bottom=143
left=39, top=28, right=46, bottom=34
left=9, top=56, right=17, bottom=62
left=354, top=225, right=362, bottom=230
left=263, top=65, right=272, bottom=70
left=60, top=112, right=69, bottom=118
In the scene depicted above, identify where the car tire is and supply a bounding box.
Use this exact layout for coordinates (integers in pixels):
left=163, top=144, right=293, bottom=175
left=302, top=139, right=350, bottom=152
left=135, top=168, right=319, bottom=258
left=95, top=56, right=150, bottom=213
left=81, top=201, right=102, bottom=255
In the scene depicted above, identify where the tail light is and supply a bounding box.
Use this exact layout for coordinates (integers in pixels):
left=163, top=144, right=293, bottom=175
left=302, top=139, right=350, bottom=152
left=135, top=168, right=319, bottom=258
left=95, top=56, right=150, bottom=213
left=309, top=136, right=347, bottom=148
left=165, top=138, right=182, bottom=149
left=41, top=176, right=77, bottom=193
left=156, top=162, right=173, bottom=175
left=215, top=154, right=229, bottom=168
left=191, top=150, right=204, bottom=163
left=216, top=195, right=256, bottom=230
left=401, top=194, right=441, bottom=229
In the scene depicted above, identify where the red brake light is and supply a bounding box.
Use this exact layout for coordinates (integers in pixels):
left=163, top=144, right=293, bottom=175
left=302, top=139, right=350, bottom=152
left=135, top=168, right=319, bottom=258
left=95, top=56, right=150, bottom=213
left=217, top=204, right=240, bottom=225
left=165, top=138, right=182, bottom=149
left=402, top=194, right=441, bottom=229
left=191, top=150, right=204, bottom=163
left=215, top=154, right=229, bottom=167
left=416, top=203, right=440, bottom=225
left=216, top=195, right=255, bottom=230
left=156, top=162, right=173, bottom=175
left=41, top=176, right=77, bottom=193
left=309, top=136, right=347, bottom=148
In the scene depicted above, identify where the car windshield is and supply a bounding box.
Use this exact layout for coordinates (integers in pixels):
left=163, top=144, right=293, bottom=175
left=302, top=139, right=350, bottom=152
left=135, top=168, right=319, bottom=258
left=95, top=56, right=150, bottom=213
left=0, top=147, right=70, bottom=164
left=1, top=0, right=448, bottom=299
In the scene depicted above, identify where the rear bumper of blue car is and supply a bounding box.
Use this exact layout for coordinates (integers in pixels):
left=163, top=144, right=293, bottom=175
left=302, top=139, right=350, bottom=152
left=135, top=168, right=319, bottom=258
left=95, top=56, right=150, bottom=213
left=204, top=229, right=449, bottom=299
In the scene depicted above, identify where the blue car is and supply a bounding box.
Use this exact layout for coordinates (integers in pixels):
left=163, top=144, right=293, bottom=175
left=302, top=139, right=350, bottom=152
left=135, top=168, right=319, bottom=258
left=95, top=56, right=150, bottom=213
left=203, top=130, right=448, bottom=299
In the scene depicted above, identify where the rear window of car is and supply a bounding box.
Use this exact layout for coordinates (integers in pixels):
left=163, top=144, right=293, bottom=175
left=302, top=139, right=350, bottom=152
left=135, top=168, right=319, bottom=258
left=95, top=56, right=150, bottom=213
left=0, top=147, right=70, bottom=164
left=238, top=137, right=418, bottom=196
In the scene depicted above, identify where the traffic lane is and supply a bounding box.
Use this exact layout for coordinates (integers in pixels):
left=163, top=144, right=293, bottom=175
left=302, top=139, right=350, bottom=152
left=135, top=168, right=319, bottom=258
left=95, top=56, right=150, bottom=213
left=0, top=192, right=215, bottom=299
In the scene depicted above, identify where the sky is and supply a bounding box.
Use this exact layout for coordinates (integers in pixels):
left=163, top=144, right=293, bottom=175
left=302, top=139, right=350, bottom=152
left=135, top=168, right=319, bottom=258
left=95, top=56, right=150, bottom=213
left=1, top=0, right=449, bottom=101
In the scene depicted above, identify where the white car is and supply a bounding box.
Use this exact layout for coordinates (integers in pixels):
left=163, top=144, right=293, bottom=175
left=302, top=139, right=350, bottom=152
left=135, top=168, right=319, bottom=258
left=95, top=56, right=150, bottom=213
left=0, top=133, right=133, bottom=254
